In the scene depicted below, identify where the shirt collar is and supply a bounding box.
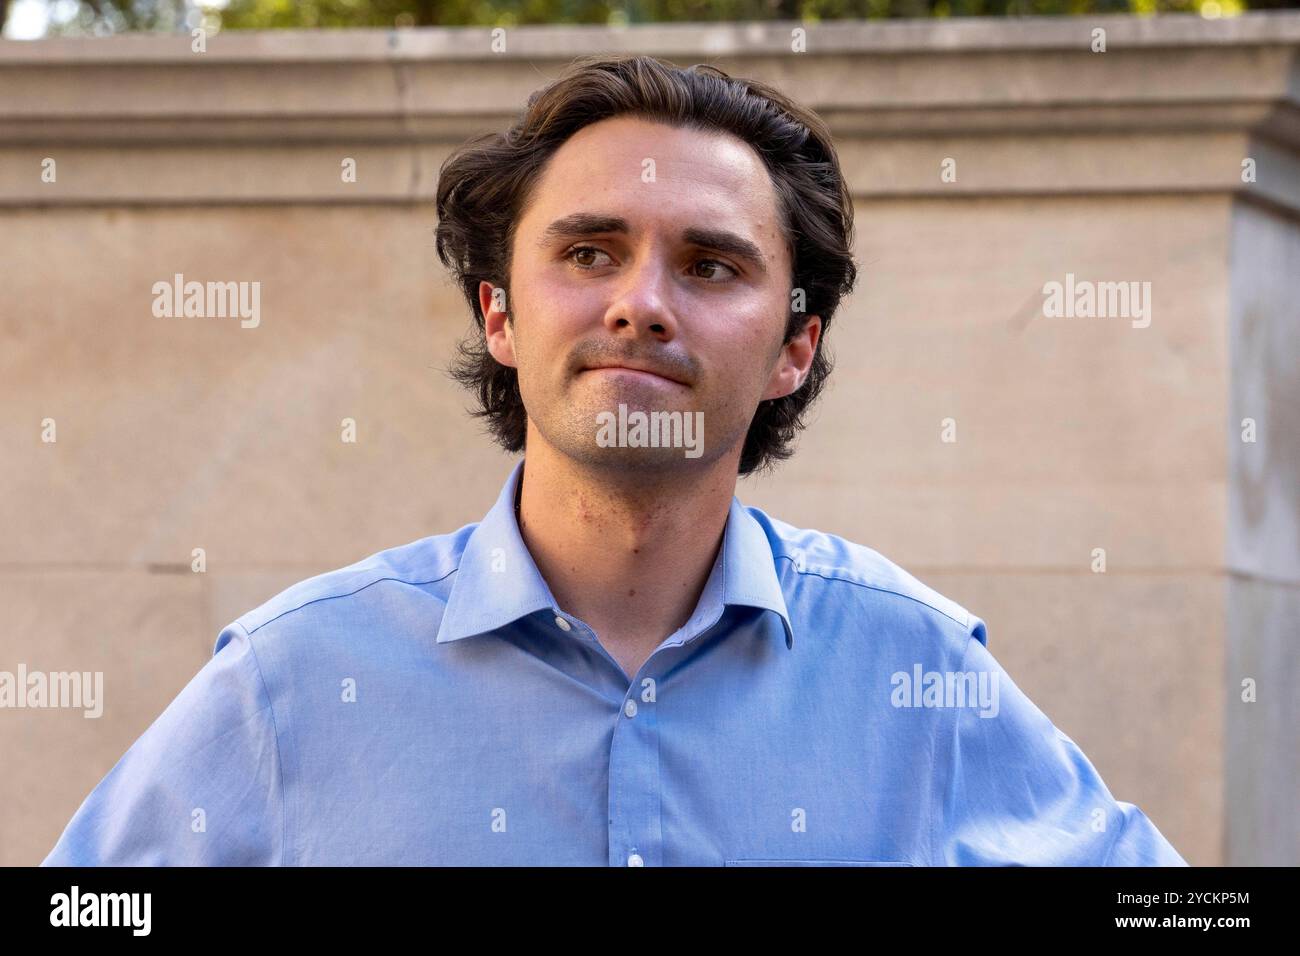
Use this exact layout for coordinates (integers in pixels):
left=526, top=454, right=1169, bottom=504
left=435, top=458, right=794, bottom=650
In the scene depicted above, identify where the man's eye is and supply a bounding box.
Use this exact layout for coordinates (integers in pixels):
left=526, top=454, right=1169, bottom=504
left=692, top=259, right=738, bottom=281
left=565, top=245, right=736, bottom=281
left=565, top=245, right=613, bottom=269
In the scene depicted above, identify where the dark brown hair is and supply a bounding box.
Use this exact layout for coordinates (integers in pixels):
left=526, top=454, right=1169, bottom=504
left=434, top=53, right=857, bottom=476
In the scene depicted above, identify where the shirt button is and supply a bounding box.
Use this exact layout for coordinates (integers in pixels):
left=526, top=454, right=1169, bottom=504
left=554, top=616, right=571, bottom=631
left=624, top=699, right=638, bottom=718
left=627, top=852, right=644, bottom=867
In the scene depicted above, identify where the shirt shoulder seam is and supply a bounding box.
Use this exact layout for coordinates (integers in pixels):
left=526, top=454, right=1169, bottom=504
left=777, top=559, right=972, bottom=630
left=242, top=567, right=458, bottom=637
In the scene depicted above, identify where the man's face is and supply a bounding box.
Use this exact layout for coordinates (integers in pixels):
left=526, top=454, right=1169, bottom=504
left=481, top=114, right=820, bottom=473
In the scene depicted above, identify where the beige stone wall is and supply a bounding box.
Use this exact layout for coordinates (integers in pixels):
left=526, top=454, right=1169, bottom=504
left=2, top=14, right=1297, bottom=866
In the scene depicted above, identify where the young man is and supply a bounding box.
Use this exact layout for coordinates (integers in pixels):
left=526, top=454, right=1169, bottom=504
left=43, top=55, right=1186, bottom=866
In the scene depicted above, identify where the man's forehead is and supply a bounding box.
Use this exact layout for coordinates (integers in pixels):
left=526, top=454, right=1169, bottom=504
left=540, top=115, right=764, bottom=191
left=521, top=118, right=786, bottom=258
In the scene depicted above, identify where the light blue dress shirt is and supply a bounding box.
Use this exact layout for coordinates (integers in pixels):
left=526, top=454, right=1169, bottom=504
left=43, top=458, right=1187, bottom=866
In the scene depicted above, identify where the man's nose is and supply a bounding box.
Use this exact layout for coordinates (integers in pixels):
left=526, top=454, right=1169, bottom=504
left=602, top=256, right=678, bottom=340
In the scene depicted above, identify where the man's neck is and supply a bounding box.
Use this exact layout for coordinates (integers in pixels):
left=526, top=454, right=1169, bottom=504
left=515, top=433, right=739, bottom=681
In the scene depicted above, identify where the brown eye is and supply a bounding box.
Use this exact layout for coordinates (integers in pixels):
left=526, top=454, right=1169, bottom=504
left=693, top=259, right=737, bottom=281
left=566, top=245, right=611, bottom=269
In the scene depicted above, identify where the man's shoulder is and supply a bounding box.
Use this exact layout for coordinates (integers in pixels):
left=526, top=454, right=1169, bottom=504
left=228, top=521, right=478, bottom=642
left=743, top=503, right=983, bottom=640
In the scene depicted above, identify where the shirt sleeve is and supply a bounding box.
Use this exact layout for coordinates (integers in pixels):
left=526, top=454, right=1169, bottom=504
left=41, top=621, right=284, bottom=866
left=935, top=618, right=1187, bottom=866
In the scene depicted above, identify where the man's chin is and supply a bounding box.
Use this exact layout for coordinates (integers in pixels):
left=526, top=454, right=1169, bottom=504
left=568, top=444, right=707, bottom=472
left=527, top=401, right=717, bottom=469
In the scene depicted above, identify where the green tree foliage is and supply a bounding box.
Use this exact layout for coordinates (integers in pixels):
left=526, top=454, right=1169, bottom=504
left=16, top=0, right=1296, bottom=37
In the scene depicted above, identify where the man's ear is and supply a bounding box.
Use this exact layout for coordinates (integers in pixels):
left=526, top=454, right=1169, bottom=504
left=761, top=314, right=821, bottom=401
left=479, top=280, right=517, bottom=369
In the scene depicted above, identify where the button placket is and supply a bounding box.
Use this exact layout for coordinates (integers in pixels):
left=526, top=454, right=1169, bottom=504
left=607, top=674, right=663, bottom=867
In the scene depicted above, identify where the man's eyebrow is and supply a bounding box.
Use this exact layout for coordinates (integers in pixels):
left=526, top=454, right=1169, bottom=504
left=537, top=213, right=630, bottom=246
left=536, top=213, right=768, bottom=275
left=681, top=226, right=768, bottom=276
